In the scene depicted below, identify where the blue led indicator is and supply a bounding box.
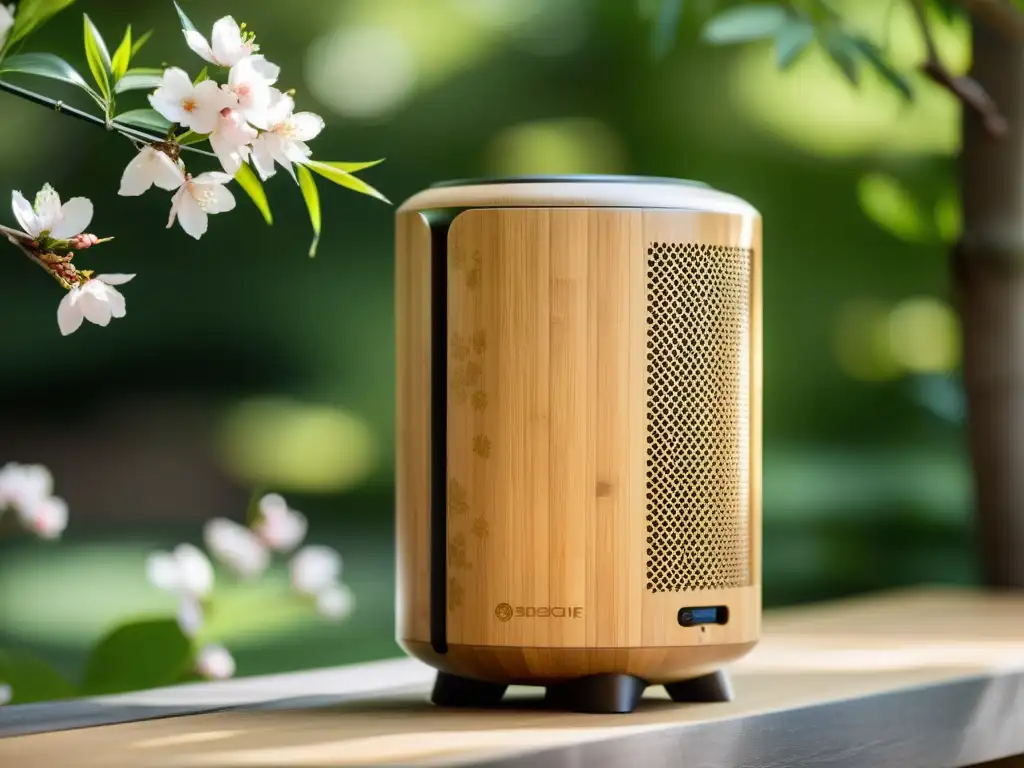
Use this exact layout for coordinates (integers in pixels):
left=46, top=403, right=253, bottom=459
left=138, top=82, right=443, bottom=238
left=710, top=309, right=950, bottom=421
left=678, top=605, right=728, bottom=627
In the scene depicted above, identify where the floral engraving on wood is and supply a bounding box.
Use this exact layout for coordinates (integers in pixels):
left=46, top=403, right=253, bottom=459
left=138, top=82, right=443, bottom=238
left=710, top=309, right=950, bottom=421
left=471, top=390, right=488, bottom=413
left=463, top=360, right=482, bottom=386
left=451, top=332, right=470, bottom=362
left=472, top=434, right=492, bottom=459
left=448, top=577, right=464, bottom=611
left=449, top=532, right=471, bottom=570
left=457, top=250, right=480, bottom=290
left=471, top=516, right=489, bottom=540
left=448, top=479, right=469, bottom=516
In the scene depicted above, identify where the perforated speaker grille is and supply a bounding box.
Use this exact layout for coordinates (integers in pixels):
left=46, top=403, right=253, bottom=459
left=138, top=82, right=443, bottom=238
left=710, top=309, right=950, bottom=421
left=645, top=241, right=752, bottom=593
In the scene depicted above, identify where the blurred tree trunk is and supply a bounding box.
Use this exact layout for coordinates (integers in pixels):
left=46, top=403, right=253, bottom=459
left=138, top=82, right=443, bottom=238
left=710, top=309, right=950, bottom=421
left=958, top=19, right=1024, bottom=588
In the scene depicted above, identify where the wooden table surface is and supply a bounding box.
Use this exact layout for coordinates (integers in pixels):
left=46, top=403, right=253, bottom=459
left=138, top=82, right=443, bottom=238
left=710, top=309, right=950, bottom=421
left=2, top=586, right=1024, bottom=767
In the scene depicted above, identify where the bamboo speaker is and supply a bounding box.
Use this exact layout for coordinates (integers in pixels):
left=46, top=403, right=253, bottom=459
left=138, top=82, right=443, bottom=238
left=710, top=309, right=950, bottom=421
left=395, top=175, right=762, bottom=714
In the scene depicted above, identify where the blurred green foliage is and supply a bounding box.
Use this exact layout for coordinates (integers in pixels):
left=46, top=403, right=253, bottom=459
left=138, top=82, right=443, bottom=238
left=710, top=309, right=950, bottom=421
left=0, top=0, right=978, bottom=689
left=81, top=619, right=191, bottom=695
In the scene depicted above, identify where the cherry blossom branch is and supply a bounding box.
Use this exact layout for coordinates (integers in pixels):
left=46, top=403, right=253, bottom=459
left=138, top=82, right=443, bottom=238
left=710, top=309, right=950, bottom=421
left=909, top=0, right=1008, bottom=137
left=0, top=223, right=71, bottom=288
left=0, top=79, right=216, bottom=157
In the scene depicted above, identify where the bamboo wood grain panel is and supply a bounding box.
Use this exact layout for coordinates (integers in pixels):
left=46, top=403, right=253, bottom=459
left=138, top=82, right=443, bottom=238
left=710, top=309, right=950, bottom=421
left=5, top=589, right=1024, bottom=768
left=395, top=211, right=432, bottom=644
left=442, top=208, right=761, bottom=660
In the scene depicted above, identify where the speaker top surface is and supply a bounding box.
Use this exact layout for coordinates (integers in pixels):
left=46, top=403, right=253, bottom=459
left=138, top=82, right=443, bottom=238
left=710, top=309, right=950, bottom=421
left=428, top=174, right=710, bottom=189
left=398, top=174, right=760, bottom=217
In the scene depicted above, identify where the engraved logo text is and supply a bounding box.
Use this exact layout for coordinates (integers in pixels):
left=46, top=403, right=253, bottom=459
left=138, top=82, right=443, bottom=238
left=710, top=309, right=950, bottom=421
left=495, top=603, right=583, bottom=620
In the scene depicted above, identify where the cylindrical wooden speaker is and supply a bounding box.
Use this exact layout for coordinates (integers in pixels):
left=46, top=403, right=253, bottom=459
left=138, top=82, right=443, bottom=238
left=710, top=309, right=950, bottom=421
left=395, top=175, right=761, bottom=714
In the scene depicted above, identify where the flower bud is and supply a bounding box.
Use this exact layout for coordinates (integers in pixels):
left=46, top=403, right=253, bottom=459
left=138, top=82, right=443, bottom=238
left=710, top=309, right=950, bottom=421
left=68, top=233, right=100, bottom=249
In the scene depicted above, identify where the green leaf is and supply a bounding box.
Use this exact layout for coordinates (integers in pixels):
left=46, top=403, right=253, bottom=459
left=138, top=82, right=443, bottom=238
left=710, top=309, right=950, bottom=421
left=114, top=67, right=164, bottom=94
left=83, top=14, right=112, bottom=101
left=933, top=0, right=964, bottom=20
left=175, top=129, right=208, bottom=145
left=3, top=0, right=78, bottom=53
left=305, top=160, right=392, bottom=204
left=174, top=1, right=198, bottom=33
left=235, top=163, right=273, bottom=226
left=856, top=173, right=931, bottom=244
left=0, top=52, right=94, bottom=93
left=0, top=648, right=77, bottom=704
left=114, top=108, right=172, bottom=132
left=193, top=66, right=208, bottom=85
left=81, top=619, right=192, bottom=696
left=193, top=582, right=320, bottom=644
left=822, top=29, right=860, bottom=86
left=111, top=25, right=132, bottom=81
left=320, top=159, right=386, bottom=173
left=652, top=0, right=684, bottom=60
left=774, top=18, right=814, bottom=69
left=701, top=4, right=788, bottom=44
left=131, top=29, right=153, bottom=58
left=850, top=35, right=913, bottom=100
left=296, top=165, right=322, bottom=258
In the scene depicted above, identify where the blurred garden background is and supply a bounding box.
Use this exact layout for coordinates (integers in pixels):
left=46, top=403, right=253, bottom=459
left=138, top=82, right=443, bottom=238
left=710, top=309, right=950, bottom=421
left=0, top=0, right=973, bottom=684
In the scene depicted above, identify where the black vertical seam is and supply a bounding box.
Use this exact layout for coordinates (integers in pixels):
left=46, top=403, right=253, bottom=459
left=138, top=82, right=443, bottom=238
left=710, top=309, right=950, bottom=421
left=425, top=208, right=471, bottom=654
left=428, top=211, right=451, bottom=654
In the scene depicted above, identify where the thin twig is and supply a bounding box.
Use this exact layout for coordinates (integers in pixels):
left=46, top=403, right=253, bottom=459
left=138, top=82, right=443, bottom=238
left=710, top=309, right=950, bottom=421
left=0, top=79, right=216, bottom=158
left=909, top=0, right=1008, bottom=137
left=0, top=223, right=29, bottom=243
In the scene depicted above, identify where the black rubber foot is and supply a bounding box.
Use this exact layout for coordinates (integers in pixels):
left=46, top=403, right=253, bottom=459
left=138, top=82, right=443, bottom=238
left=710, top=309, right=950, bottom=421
left=430, top=671, right=508, bottom=707
left=545, top=674, right=647, bottom=714
left=663, top=670, right=733, bottom=703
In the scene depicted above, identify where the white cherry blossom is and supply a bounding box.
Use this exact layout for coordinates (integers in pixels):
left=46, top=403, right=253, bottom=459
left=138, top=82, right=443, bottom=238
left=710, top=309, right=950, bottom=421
left=248, top=57, right=279, bottom=82
left=18, top=495, right=68, bottom=540
left=146, top=543, right=215, bottom=598
left=57, top=274, right=135, bottom=336
left=0, top=462, right=68, bottom=539
left=253, top=493, right=307, bottom=553
left=11, top=185, right=93, bottom=240
left=119, top=146, right=185, bottom=197
left=315, top=582, right=355, bottom=620
left=167, top=172, right=236, bottom=240
left=203, top=517, right=269, bottom=579
left=195, top=644, right=236, bottom=680
left=209, top=108, right=257, bottom=175
left=184, top=15, right=254, bottom=68
left=250, top=91, right=325, bottom=181
left=0, top=5, right=15, bottom=50
left=289, top=545, right=342, bottom=596
left=149, top=68, right=229, bottom=134
left=176, top=596, right=205, bottom=637
left=225, top=56, right=277, bottom=128
left=0, top=463, right=53, bottom=511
